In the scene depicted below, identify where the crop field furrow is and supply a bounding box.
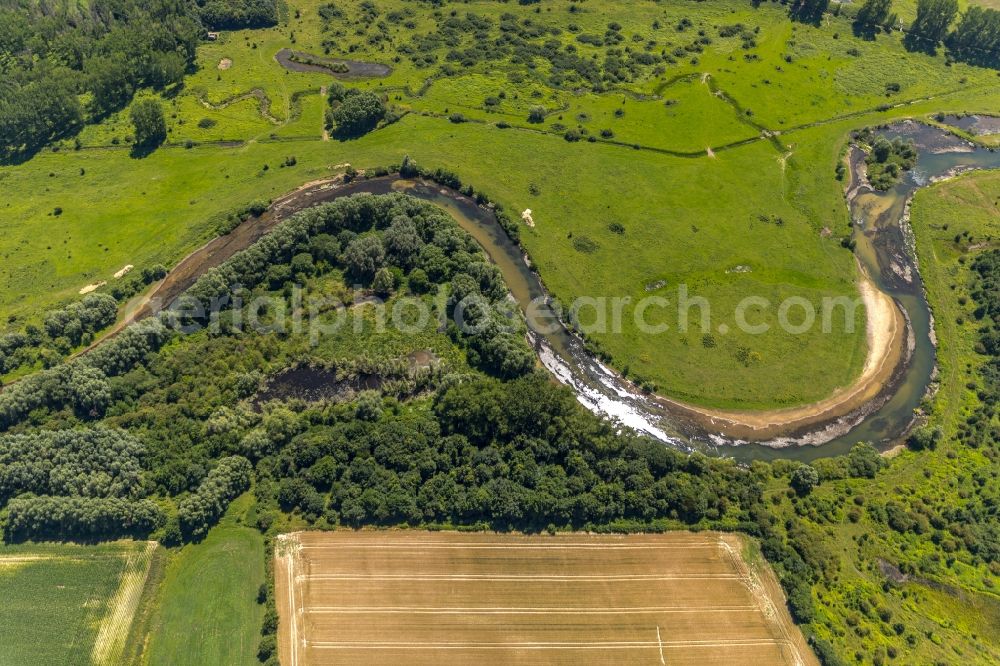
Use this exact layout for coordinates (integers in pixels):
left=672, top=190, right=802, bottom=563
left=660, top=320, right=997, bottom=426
left=276, top=531, right=817, bottom=666
left=91, top=541, right=157, bottom=666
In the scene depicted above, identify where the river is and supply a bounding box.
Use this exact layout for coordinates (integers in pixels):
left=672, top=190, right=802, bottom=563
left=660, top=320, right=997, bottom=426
left=49, top=123, right=1000, bottom=463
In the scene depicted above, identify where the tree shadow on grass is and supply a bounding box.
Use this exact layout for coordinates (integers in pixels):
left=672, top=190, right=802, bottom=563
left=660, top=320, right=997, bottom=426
left=129, top=142, right=161, bottom=159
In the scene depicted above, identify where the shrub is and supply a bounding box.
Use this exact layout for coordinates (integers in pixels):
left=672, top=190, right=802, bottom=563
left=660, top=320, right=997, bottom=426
left=791, top=465, right=820, bottom=495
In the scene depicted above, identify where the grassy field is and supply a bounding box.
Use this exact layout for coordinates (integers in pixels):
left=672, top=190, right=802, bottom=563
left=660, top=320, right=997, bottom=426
left=0, top=541, right=157, bottom=666
left=141, top=494, right=265, bottom=666
left=2, top=0, right=1000, bottom=409
left=275, top=530, right=817, bottom=666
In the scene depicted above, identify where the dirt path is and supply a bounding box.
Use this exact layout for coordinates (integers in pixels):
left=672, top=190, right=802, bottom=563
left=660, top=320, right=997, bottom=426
left=718, top=535, right=817, bottom=666
left=275, top=534, right=303, bottom=666
left=196, top=89, right=282, bottom=125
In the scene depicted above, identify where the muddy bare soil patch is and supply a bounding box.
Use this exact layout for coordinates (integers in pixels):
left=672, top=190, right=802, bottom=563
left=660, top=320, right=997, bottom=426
left=252, top=366, right=382, bottom=409
left=274, top=48, right=391, bottom=79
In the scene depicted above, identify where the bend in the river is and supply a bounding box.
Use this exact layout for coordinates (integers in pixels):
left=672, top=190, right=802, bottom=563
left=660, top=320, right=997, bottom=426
left=15, top=121, right=1000, bottom=462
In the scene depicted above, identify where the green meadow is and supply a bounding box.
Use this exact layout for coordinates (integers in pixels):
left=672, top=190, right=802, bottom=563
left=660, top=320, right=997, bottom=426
left=2, top=0, right=999, bottom=409
left=141, top=494, right=265, bottom=666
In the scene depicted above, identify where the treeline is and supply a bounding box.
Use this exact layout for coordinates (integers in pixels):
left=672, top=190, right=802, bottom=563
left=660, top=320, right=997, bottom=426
left=198, top=0, right=278, bottom=30
left=775, top=0, right=1000, bottom=68
left=0, top=317, right=172, bottom=429
left=854, top=0, right=1000, bottom=66
left=1, top=270, right=166, bottom=377
left=0, top=293, right=118, bottom=375
left=0, top=0, right=201, bottom=161
left=43, top=293, right=118, bottom=344
left=4, top=496, right=162, bottom=541
left=0, top=188, right=532, bottom=429
left=253, top=372, right=764, bottom=530
left=176, top=456, right=253, bottom=539
left=948, top=5, right=1000, bottom=67
left=182, top=191, right=535, bottom=380
left=0, top=427, right=145, bottom=501
left=951, top=254, right=1000, bottom=566
left=0, top=294, right=118, bottom=375
left=0, top=426, right=156, bottom=541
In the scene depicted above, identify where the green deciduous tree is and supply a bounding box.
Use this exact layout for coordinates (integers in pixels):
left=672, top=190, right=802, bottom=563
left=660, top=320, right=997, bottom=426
left=854, top=0, right=897, bottom=38
left=949, top=6, right=1000, bottom=66
left=331, top=91, right=385, bottom=138
left=343, top=235, right=386, bottom=280
left=791, top=465, right=820, bottom=495
left=130, top=99, right=168, bottom=151
left=906, top=0, right=959, bottom=51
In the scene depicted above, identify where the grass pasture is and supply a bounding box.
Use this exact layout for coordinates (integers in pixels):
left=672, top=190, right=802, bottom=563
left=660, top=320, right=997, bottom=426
left=141, top=494, right=265, bottom=666
left=909, top=169, right=1000, bottom=425
left=275, top=530, right=817, bottom=666
left=0, top=541, right=157, bottom=666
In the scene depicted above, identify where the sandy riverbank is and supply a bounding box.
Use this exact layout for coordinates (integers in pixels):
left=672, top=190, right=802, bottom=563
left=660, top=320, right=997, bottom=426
left=651, top=269, right=907, bottom=443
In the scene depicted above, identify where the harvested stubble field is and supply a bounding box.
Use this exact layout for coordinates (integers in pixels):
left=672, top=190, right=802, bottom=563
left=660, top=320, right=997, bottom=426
left=276, top=530, right=817, bottom=666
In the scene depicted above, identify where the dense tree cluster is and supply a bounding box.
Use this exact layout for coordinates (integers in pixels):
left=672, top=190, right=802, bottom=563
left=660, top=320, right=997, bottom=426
left=257, top=372, right=764, bottom=530
left=960, top=250, right=1000, bottom=453
left=858, top=131, right=917, bottom=190
left=0, top=0, right=201, bottom=161
left=948, top=6, right=1000, bottom=66
left=327, top=90, right=386, bottom=138
left=43, top=293, right=119, bottom=345
left=198, top=0, right=278, bottom=30
left=1, top=292, right=118, bottom=375
left=0, top=427, right=145, bottom=501
left=0, top=317, right=171, bottom=429
left=853, top=0, right=898, bottom=38
left=4, top=496, right=163, bottom=541
left=184, top=192, right=534, bottom=380
left=0, top=425, right=157, bottom=540
left=900, top=0, right=1000, bottom=67
left=790, top=0, right=830, bottom=26
left=906, top=0, right=959, bottom=50
left=177, top=456, right=253, bottom=538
